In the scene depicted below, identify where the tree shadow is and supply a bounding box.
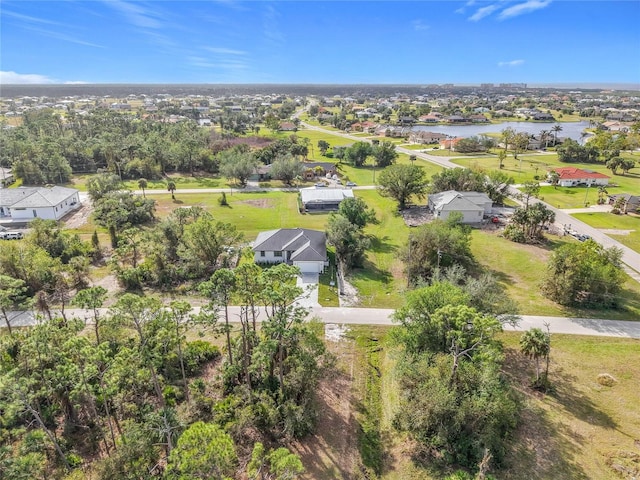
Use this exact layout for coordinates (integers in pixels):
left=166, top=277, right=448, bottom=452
left=549, top=367, right=617, bottom=430
left=172, top=198, right=184, bottom=204
left=368, top=235, right=397, bottom=254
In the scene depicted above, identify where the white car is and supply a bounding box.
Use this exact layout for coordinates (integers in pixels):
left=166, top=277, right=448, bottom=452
left=0, top=231, right=24, bottom=240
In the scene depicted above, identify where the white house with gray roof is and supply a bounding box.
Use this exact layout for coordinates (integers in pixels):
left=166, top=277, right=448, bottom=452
left=253, top=228, right=328, bottom=273
left=0, top=186, right=81, bottom=221
left=428, top=190, right=492, bottom=224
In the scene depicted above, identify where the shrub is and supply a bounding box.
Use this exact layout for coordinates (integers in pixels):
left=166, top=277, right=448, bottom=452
left=183, top=341, right=220, bottom=376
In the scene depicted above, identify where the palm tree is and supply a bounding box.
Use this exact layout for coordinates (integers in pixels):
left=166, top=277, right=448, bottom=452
left=167, top=180, right=176, bottom=200
left=520, top=328, right=550, bottom=385
left=539, top=129, right=549, bottom=149
left=552, top=124, right=563, bottom=146
left=138, top=178, right=148, bottom=198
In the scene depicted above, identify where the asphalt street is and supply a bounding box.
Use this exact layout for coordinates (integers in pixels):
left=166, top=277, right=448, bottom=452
left=4, top=306, right=640, bottom=339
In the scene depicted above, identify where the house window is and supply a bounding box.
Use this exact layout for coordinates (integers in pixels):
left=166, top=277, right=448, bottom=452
left=260, top=251, right=265, bottom=257
left=274, top=251, right=283, bottom=257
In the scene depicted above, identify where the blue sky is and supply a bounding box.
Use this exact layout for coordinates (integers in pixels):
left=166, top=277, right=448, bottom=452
left=1, top=1, right=639, bottom=85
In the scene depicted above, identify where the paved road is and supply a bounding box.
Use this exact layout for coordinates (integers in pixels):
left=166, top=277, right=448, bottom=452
left=4, top=306, right=640, bottom=338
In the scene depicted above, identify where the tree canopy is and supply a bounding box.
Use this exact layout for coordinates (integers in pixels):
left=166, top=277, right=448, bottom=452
left=377, top=164, right=428, bottom=210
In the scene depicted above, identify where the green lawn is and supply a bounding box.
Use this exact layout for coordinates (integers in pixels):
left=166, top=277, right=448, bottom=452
left=470, top=230, right=640, bottom=320
left=154, top=190, right=329, bottom=239
left=348, top=190, right=412, bottom=308
left=572, top=212, right=640, bottom=253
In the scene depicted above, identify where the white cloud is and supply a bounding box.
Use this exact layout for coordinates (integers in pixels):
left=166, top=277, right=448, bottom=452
left=469, top=4, right=500, bottom=21
left=3, top=10, right=64, bottom=26
left=499, top=0, right=552, bottom=20
left=107, top=0, right=163, bottom=29
left=204, top=47, right=247, bottom=56
left=0, top=71, right=56, bottom=84
left=498, top=59, right=525, bottom=67
left=412, top=19, right=430, bottom=31
left=263, top=5, right=284, bottom=45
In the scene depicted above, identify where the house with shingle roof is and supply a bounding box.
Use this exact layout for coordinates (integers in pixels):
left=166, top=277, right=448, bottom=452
left=428, top=190, right=492, bottom=224
left=0, top=186, right=81, bottom=221
left=252, top=228, right=328, bottom=273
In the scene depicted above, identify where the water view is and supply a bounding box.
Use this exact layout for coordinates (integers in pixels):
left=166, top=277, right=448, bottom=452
left=412, top=120, right=591, bottom=142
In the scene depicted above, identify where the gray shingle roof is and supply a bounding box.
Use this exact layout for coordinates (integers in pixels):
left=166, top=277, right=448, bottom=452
left=1, top=186, right=78, bottom=208
left=253, top=228, right=327, bottom=262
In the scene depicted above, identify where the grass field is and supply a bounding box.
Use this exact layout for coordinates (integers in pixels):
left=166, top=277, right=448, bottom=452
left=572, top=212, right=640, bottom=253
left=334, top=326, right=640, bottom=479
left=470, top=230, right=640, bottom=320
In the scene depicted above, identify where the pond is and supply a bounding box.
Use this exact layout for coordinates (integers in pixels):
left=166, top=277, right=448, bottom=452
left=411, top=120, right=591, bottom=142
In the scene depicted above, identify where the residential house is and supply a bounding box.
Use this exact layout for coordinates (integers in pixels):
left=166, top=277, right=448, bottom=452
left=279, top=122, right=297, bottom=131
left=409, top=131, right=448, bottom=144
left=419, top=114, right=440, bottom=123
left=252, top=228, right=328, bottom=273
left=552, top=167, right=610, bottom=187
left=300, top=162, right=338, bottom=181
left=469, top=114, right=489, bottom=123
left=608, top=194, right=640, bottom=214
left=439, top=137, right=463, bottom=151
left=300, top=187, right=354, bottom=211
left=0, top=186, right=81, bottom=221
left=428, top=190, right=493, bottom=223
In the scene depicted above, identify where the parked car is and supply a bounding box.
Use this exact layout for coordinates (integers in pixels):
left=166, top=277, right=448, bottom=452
left=315, top=182, right=327, bottom=188
left=0, top=231, right=24, bottom=240
left=346, top=181, right=357, bottom=187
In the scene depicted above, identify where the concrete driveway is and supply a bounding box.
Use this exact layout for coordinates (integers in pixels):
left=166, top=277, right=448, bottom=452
left=296, top=273, right=320, bottom=308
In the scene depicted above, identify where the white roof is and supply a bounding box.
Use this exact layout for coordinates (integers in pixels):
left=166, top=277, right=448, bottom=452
left=300, top=187, right=354, bottom=204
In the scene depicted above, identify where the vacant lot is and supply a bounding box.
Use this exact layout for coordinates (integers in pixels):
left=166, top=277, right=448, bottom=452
left=317, top=326, right=640, bottom=479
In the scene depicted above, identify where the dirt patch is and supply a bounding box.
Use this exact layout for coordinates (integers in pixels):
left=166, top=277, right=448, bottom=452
left=339, top=277, right=359, bottom=307
left=238, top=198, right=273, bottom=209
left=400, top=205, right=433, bottom=227
left=62, top=202, right=92, bottom=229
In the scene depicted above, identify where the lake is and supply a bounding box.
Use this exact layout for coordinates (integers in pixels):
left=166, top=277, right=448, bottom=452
left=411, top=120, right=591, bottom=142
